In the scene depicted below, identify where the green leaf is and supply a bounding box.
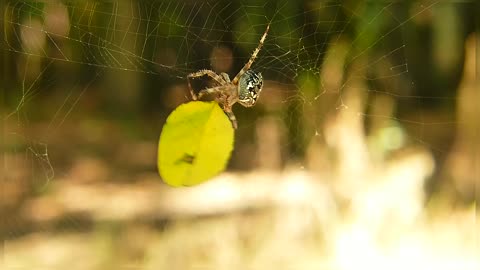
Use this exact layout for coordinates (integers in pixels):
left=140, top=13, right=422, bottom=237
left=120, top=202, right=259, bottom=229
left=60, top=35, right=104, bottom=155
left=157, top=101, right=234, bottom=186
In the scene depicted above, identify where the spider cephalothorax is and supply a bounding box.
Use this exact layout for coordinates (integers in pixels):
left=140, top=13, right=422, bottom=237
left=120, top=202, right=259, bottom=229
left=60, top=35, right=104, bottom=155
left=187, top=24, right=269, bottom=129
left=238, top=70, right=263, bottom=107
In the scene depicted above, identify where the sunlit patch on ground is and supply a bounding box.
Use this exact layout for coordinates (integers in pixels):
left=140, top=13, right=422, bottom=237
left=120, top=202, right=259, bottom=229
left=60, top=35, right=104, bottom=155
left=4, top=157, right=479, bottom=269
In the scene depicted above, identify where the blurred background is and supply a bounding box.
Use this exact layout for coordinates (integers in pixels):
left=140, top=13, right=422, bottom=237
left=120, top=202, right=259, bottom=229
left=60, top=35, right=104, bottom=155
left=1, top=0, right=478, bottom=269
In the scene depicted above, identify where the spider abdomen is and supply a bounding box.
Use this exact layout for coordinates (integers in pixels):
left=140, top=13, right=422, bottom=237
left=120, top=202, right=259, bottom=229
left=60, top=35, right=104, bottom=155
left=238, top=70, right=263, bottom=107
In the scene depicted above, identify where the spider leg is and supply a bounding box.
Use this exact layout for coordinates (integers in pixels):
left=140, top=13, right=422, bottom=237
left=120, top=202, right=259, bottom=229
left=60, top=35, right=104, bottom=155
left=220, top=72, right=231, bottom=83
left=223, top=105, right=238, bottom=129
left=196, top=85, right=230, bottom=100
left=187, top=69, right=227, bottom=100
left=232, top=23, right=270, bottom=85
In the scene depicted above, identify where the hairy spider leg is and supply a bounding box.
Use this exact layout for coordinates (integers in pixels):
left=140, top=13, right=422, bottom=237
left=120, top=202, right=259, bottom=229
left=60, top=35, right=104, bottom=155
left=231, top=23, right=270, bottom=85
left=220, top=72, right=231, bottom=83
left=221, top=99, right=238, bottom=130
left=196, top=85, right=235, bottom=100
left=224, top=109, right=238, bottom=129
left=187, top=69, right=227, bottom=100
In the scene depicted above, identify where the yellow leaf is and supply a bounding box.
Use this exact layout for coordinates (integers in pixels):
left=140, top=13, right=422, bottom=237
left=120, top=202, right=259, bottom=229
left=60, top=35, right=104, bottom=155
left=158, top=101, right=234, bottom=186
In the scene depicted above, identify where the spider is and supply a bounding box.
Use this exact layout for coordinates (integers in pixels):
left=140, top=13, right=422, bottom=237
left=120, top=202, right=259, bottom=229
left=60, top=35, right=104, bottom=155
left=187, top=24, right=270, bottom=129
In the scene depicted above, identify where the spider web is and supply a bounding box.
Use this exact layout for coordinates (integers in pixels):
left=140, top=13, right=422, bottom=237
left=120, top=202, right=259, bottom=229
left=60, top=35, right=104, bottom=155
left=3, top=0, right=461, bottom=181
left=3, top=1, right=464, bottom=184
left=2, top=0, right=473, bottom=236
left=4, top=1, right=427, bottom=78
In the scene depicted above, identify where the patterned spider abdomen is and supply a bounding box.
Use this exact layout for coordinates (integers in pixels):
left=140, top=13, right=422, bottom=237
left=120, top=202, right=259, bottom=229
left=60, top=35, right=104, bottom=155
left=238, top=70, right=263, bottom=107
